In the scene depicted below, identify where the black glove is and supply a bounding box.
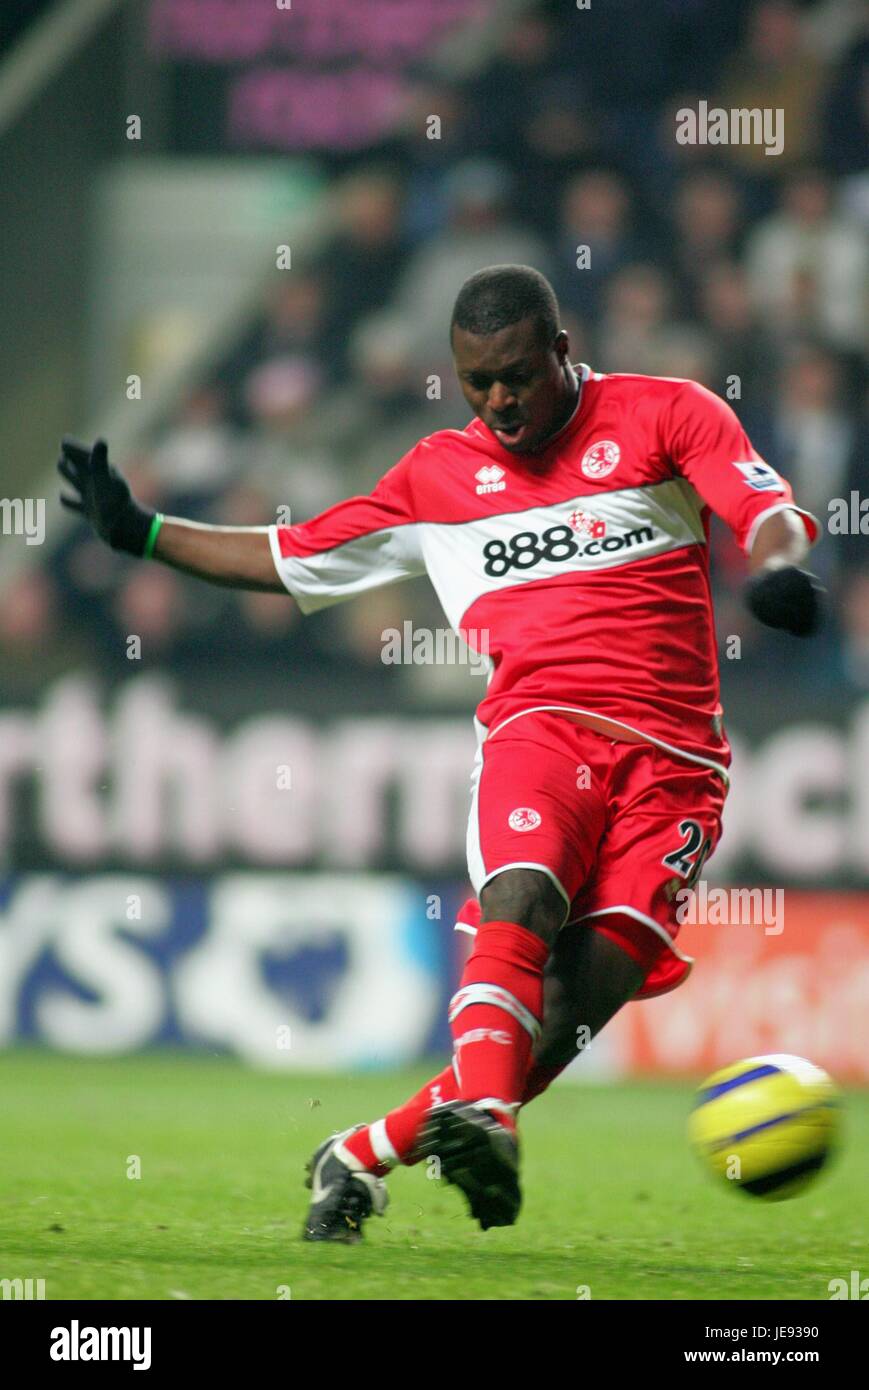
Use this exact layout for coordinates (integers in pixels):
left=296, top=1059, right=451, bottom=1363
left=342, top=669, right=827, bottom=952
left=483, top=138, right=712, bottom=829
left=744, top=564, right=824, bottom=637
left=57, top=437, right=155, bottom=556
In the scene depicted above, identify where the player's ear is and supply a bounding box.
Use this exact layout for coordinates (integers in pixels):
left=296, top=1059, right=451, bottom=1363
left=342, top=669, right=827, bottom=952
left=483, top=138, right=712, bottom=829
left=554, top=329, right=570, bottom=363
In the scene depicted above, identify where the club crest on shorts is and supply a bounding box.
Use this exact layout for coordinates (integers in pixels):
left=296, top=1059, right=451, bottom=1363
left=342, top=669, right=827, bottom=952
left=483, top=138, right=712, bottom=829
left=581, top=439, right=620, bottom=479
left=508, top=807, right=542, bottom=832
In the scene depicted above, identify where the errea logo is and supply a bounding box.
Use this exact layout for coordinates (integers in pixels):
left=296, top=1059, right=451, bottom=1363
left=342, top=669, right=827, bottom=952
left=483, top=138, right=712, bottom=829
left=476, top=465, right=506, bottom=495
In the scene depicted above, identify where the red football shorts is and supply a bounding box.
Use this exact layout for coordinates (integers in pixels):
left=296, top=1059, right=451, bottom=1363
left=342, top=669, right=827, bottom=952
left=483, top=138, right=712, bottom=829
left=464, top=710, right=728, bottom=999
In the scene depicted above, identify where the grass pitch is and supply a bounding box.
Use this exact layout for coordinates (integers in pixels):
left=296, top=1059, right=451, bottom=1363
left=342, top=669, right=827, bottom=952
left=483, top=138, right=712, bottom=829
left=1, top=1052, right=865, bottom=1301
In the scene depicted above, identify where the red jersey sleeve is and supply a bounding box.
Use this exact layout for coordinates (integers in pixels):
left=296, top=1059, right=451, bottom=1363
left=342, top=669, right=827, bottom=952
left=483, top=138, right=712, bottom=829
left=267, top=448, right=425, bottom=612
left=661, top=380, right=819, bottom=554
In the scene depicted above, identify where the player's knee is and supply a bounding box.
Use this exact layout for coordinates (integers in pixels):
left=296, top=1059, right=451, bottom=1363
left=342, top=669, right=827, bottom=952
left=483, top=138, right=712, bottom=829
left=479, top=868, right=566, bottom=946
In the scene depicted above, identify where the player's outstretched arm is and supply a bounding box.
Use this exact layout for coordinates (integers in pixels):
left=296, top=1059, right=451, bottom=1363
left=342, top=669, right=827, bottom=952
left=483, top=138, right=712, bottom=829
left=744, top=508, right=823, bottom=638
left=57, top=436, right=284, bottom=593
left=146, top=517, right=281, bottom=592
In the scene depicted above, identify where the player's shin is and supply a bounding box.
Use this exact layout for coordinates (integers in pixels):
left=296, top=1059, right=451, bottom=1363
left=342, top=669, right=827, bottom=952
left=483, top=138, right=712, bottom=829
left=449, top=919, right=549, bottom=1119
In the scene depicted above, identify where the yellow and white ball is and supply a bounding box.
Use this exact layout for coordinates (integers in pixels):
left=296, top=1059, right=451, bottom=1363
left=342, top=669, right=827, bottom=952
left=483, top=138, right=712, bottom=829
left=688, top=1054, right=841, bottom=1201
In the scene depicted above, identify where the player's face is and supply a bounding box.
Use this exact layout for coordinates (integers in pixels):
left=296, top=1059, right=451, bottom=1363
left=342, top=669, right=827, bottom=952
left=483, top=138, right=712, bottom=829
left=452, top=318, right=575, bottom=455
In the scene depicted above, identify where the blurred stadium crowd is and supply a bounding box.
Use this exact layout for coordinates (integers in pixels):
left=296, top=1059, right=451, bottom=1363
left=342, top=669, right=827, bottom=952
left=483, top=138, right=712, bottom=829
left=3, top=0, right=867, bottom=700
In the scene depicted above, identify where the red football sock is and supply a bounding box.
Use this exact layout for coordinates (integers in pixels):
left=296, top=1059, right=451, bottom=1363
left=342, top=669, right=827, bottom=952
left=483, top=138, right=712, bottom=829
left=341, top=1052, right=571, bottom=1174
left=342, top=1052, right=575, bottom=1175
left=341, top=910, right=562, bottom=1171
left=383, top=1064, right=458, bottom=1162
left=341, top=1065, right=459, bottom=1173
left=449, top=919, right=549, bottom=1121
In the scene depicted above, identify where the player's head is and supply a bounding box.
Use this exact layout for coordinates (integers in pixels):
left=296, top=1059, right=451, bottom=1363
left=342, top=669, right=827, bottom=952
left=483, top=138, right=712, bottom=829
left=451, top=265, right=575, bottom=455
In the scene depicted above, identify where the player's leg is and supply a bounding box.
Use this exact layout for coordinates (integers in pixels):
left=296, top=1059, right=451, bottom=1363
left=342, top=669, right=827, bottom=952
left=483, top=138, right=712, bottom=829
left=304, top=737, right=725, bottom=1239
left=521, top=738, right=727, bottom=1103
left=438, top=712, right=607, bottom=1131
left=343, top=868, right=566, bottom=1161
left=303, top=714, right=610, bottom=1239
left=312, top=912, right=641, bottom=1189
left=304, top=867, right=567, bottom=1240
left=411, top=907, right=648, bottom=1228
left=449, top=865, right=567, bottom=1115
left=416, top=865, right=567, bottom=1228
left=523, top=915, right=646, bottom=1097
left=302, top=913, right=643, bottom=1241
left=413, top=717, right=612, bottom=1227
left=419, top=730, right=728, bottom=1227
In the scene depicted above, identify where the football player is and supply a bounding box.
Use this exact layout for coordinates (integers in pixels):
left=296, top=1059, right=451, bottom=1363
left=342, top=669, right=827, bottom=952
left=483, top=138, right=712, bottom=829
left=58, top=265, right=822, bottom=1241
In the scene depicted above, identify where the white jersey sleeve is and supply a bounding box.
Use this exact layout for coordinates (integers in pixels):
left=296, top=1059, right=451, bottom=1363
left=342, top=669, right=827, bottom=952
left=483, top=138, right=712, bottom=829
left=268, top=451, right=425, bottom=613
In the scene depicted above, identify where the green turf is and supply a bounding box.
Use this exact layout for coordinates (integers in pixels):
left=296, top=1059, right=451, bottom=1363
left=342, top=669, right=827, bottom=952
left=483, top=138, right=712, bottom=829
left=0, top=1051, right=865, bottom=1300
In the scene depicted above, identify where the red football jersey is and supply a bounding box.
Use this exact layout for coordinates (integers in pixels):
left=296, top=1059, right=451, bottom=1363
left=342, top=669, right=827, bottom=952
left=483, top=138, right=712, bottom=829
left=269, top=365, right=818, bottom=776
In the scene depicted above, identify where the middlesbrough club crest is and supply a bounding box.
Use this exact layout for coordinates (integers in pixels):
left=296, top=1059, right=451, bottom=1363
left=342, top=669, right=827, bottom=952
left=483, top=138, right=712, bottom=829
left=508, top=807, right=542, bottom=832
left=581, top=439, right=620, bottom=479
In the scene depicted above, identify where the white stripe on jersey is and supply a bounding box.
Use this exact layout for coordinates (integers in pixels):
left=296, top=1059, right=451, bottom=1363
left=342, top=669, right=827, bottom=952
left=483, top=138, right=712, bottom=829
left=268, top=518, right=426, bottom=614
left=269, top=477, right=706, bottom=628
left=420, top=477, right=706, bottom=629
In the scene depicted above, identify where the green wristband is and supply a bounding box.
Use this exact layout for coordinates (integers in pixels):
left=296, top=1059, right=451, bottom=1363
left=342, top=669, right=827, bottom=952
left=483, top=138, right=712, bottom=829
left=143, top=512, right=164, bottom=559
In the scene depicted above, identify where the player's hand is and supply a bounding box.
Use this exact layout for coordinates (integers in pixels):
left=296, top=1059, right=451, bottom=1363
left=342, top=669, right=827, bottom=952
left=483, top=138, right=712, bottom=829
left=57, top=437, right=155, bottom=556
left=744, top=564, right=824, bottom=637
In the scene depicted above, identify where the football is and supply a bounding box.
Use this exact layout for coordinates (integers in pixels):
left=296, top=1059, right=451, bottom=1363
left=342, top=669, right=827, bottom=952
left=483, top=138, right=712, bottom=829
left=688, top=1053, right=842, bottom=1201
